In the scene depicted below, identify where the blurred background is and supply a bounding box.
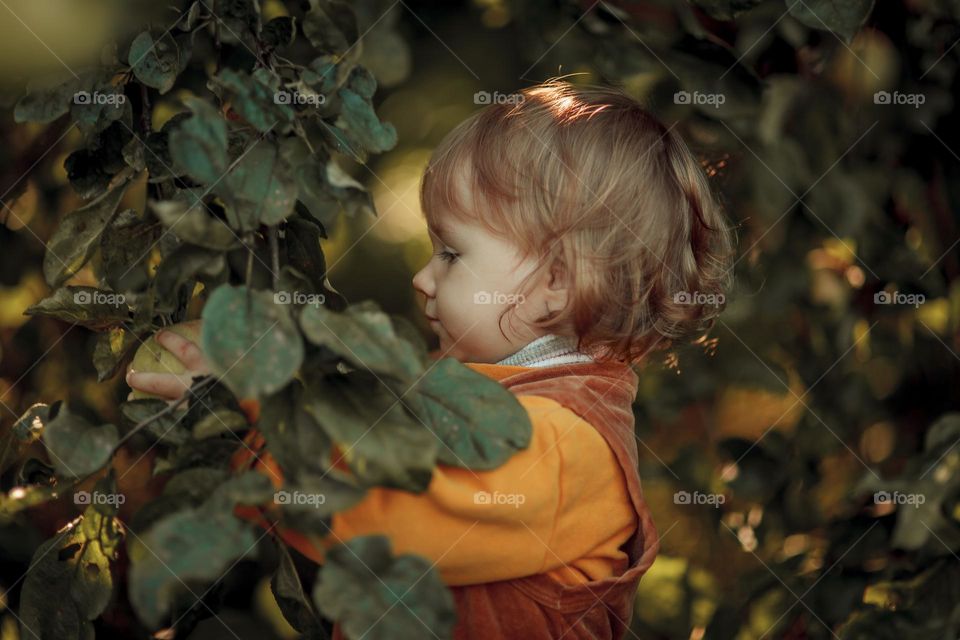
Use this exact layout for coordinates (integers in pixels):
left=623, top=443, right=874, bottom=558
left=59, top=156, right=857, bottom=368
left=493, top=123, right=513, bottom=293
left=2, top=0, right=959, bottom=638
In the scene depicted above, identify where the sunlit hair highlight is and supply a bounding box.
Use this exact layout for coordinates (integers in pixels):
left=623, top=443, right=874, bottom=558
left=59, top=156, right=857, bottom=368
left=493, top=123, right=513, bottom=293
left=420, top=78, right=736, bottom=365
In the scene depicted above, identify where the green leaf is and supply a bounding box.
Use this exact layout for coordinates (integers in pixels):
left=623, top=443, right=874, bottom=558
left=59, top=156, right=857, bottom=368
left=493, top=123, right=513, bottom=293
left=335, top=87, right=398, bottom=154
left=313, top=536, right=456, bottom=640
left=212, top=68, right=294, bottom=133
left=271, top=544, right=325, bottom=637
left=3, top=404, right=58, bottom=479
left=786, top=0, right=874, bottom=43
left=223, top=139, right=298, bottom=229
left=284, top=216, right=329, bottom=292
left=305, top=376, right=438, bottom=491
left=406, top=358, right=532, bottom=470
left=303, top=0, right=358, bottom=55
left=155, top=243, right=225, bottom=310
left=121, top=399, right=191, bottom=447
left=299, top=301, right=424, bottom=382
left=256, top=382, right=334, bottom=477
left=128, top=31, right=187, bottom=94
left=64, top=119, right=134, bottom=199
left=99, top=208, right=159, bottom=292
left=71, top=75, right=129, bottom=139
left=128, top=507, right=258, bottom=628
left=169, top=96, right=229, bottom=184
left=19, top=501, right=123, bottom=637
left=14, top=70, right=89, bottom=124
left=207, top=471, right=277, bottom=511
left=842, top=559, right=960, bottom=639
left=42, top=406, right=118, bottom=479
left=303, top=56, right=348, bottom=96
left=191, top=407, right=248, bottom=439
left=263, top=16, right=297, bottom=50
left=201, top=285, right=305, bottom=399
left=278, top=138, right=342, bottom=227
left=43, top=174, right=131, bottom=287
left=93, top=325, right=141, bottom=382
left=149, top=197, right=241, bottom=251
left=12, top=402, right=55, bottom=442
left=144, top=112, right=190, bottom=181
left=24, top=286, right=130, bottom=330
left=219, top=0, right=261, bottom=44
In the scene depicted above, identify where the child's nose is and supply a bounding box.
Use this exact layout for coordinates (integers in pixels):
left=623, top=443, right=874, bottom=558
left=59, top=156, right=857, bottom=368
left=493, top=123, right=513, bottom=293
left=412, top=265, right=433, bottom=297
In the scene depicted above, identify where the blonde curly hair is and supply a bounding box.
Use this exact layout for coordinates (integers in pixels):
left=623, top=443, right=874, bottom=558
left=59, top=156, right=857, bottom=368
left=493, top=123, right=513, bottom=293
left=420, top=78, right=735, bottom=365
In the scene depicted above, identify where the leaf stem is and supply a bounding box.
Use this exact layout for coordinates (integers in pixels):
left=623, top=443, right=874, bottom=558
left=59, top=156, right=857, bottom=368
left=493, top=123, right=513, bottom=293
left=269, top=225, right=280, bottom=290
left=115, top=375, right=217, bottom=452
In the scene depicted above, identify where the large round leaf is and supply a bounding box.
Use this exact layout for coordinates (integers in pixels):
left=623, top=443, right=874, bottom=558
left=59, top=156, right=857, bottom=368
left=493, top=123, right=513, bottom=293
left=201, top=285, right=304, bottom=399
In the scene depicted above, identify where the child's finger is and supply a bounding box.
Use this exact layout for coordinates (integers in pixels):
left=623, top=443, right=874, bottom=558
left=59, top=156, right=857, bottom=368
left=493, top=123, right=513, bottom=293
left=156, top=330, right=211, bottom=373
left=126, top=371, right=192, bottom=400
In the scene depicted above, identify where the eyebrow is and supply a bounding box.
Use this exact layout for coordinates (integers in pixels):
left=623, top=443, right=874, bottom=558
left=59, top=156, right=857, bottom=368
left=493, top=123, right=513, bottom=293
left=427, top=221, right=456, bottom=244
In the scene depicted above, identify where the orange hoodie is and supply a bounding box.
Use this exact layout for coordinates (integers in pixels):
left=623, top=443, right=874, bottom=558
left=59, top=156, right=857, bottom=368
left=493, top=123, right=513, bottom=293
left=230, top=359, right=660, bottom=639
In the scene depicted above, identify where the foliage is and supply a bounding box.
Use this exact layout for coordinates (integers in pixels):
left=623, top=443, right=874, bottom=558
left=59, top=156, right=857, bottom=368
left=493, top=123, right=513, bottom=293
left=503, top=0, right=959, bottom=637
left=1, top=0, right=958, bottom=638
left=2, top=1, right=532, bottom=638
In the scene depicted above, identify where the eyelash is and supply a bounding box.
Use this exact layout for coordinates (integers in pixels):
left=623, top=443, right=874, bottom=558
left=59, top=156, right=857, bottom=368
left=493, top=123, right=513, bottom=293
left=437, top=250, right=458, bottom=264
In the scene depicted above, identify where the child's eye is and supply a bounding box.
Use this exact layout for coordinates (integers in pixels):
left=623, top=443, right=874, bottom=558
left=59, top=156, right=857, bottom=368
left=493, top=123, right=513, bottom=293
left=437, top=250, right=458, bottom=264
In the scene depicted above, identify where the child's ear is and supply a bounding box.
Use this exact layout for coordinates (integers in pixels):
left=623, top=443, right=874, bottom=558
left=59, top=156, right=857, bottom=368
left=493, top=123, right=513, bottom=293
left=544, top=257, right=570, bottom=310
left=547, top=256, right=569, bottom=290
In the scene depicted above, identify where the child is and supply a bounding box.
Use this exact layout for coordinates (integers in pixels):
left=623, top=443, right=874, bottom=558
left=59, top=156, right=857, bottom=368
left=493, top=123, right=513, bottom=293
left=127, top=78, right=734, bottom=639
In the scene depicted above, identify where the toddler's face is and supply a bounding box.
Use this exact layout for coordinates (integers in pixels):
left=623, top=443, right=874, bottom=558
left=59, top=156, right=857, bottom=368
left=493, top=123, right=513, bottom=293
left=412, top=215, right=559, bottom=364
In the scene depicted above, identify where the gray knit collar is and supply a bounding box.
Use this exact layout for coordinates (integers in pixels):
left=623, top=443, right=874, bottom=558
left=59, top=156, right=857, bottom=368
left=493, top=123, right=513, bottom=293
left=495, top=334, right=595, bottom=368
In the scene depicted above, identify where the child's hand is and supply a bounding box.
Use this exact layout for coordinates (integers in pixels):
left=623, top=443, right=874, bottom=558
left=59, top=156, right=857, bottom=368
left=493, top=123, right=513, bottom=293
left=125, top=321, right=212, bottom=404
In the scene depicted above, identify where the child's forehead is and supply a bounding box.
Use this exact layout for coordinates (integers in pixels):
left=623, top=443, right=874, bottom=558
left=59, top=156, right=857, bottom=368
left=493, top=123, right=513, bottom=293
left=426, top=217, right=467, bottom=242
